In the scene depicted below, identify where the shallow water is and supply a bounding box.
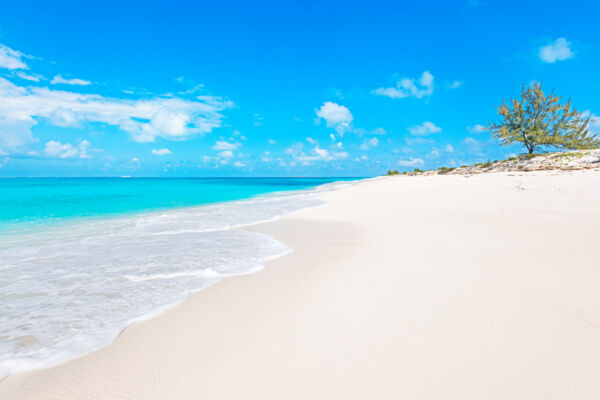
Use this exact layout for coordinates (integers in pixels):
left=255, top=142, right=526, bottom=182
left=0, top=178, right=358, bottom=378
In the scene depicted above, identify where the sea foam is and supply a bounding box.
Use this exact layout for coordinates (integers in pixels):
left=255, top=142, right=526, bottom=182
left=0, top=181, right=351, bottom=379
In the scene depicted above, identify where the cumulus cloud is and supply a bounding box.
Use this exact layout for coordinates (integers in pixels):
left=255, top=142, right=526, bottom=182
left=233, top=161, right=246, bottom=167
left=44, top=139, right=91, bottom=159
left=218, top=150, right=233, bottom=158
left=373, top=71, right=434, bottom=99
left=212, top=140, right=240, bottom=150
left=539, top=38, right=573, bottom=63
left=0, top=76, right=232, bottom=151
left=285, top=142, right=348, bottom=164
left=467, top=124, right=488, bottom=134
left=448, top=80, right=463, bottom=89
left=51, top=75, right=91, bottom=86
left=315, top=101, right=353, bottom=136
left=446, top=144, right=454, bottom=153
left=359, top=137, right=379, bottom=150
left=0, top=44, right=28, bottom=70
left=397, top=157, right=424, bottom=167
left=408, top=121, right=441, bottom=136
left=152, top=148, right=172, bottom=156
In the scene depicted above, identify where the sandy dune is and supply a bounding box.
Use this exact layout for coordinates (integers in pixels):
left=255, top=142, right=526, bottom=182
left=2, top=170, right=600, bottom=399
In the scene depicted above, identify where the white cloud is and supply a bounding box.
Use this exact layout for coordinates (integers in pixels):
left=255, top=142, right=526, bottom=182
left=44, top=139, right=91, bottom=159
left=446, top=144, right=454, bottom=153
left=408, top=121, right=441, bottom=136
left=131, top=157, right=139, bottom=163
left=16, top=72, right=44, bottom=82
left=261, top=151, right=272, bottom=162
left=448, top=80, right=463, bottom=89
left=212, top=140, right=240, bottom=150
left=233, top=161, right=246, bottom=167
left=307, top=137, right=318, bottom=145
left=253, top=113, right=263, bottom=126
left=268, top=138, right=276, bottom=145
left=152, top=148, right=172, bottom=156
left=359, top=137, right=379, bottom=150
left=353, top=126, right=387, bottom=136
left=467, top=124, right=488, bottom=134
left=218, top=150, right=233, bottom=158
left=373, top=71, right=434, bottom=99
left=463, top=137, right=479, bottom=146
left=232, top=130, right=246, bottom=141
left=405, top=136, right=433, bottom=146
left=428, top=148, right=441, bottom=158
left=51, top=75, right=91, bottom=86
left=315, top=101, right=353, bottom=136
left=462, top=137, right=485, bottom=156
left=539, top=38, right=573, bottom=63
left=0, top=76, right=232, bottom=150
left=285, top=143, right=348, bottom=164
left=397, top=157, right=424, bottom=167
left=0, top=44, right=28, bottom=70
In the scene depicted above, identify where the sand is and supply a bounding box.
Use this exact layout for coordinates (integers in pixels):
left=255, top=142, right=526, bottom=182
left=2, top=170, right=600, bottom=399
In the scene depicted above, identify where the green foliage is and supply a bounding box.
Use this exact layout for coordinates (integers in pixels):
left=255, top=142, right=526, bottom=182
left=551, top=151, right=584, bottom=160
left=489, top=83, right=600, bottom=154
left=386, top=169, right=400, bottom=175
left=413, top=168, right=423, bottom=173
left=480, top=161, right=493, bottom=168
left=437, top=166, right=455, bottom=174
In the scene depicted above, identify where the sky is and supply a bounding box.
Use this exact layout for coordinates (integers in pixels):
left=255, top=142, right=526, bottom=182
left=0, top=0, right=599, bottom=177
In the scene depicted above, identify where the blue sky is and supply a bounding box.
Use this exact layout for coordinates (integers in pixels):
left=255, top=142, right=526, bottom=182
left=0, top=0, right=598, bottom=177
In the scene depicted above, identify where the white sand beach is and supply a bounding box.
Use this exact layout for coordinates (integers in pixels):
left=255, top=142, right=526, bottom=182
left=2, top=170, right=600, bottom=399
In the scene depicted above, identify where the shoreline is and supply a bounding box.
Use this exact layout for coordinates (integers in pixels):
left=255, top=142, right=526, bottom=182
left=0, top=178, right=362, bottom=380
left=2, top=170, right=600, bottom=399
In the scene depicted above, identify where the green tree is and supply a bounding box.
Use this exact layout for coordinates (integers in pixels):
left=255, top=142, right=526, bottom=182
left=488, top=83, right=599, bottom=154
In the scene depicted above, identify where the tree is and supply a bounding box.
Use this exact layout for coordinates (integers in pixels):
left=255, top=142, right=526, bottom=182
left=488, top=83, right=599, bottom=154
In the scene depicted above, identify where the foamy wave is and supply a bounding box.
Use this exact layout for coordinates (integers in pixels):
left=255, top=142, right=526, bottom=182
left=0, top=179, right=355, bottom=379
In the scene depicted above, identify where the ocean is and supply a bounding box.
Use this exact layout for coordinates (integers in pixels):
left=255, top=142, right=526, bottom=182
left=0, top=177, right=359, bottom=378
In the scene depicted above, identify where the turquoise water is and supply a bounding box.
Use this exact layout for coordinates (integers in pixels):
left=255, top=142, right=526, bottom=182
left=0, top=177, right=361, bottom=378
left=0, top=177, right=358, bottom=232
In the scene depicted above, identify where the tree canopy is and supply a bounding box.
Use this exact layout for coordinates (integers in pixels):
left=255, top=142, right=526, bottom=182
left=488, top=83, right=599, bottom=154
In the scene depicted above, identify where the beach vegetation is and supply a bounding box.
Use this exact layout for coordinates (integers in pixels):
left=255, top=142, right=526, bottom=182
left=551, top=151, right=584, bottom=160
left=489, top=82, right=599, bottom=154
left=437, top=166, right=455, bottom=174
